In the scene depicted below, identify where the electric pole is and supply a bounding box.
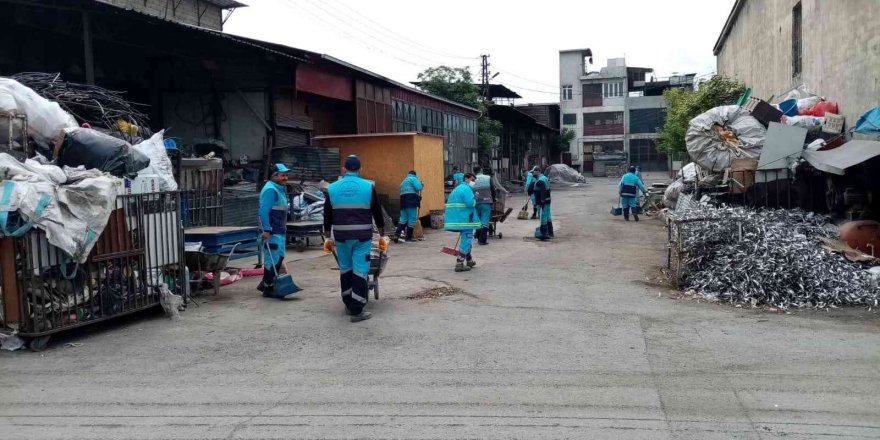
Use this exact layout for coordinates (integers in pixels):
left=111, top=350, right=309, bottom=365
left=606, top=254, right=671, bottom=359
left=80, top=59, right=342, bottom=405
left=480, top=54, right=490, bottom=101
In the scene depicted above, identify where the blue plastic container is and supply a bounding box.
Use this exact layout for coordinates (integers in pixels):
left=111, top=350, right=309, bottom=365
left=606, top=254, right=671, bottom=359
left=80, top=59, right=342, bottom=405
left=778, top=99, right=798, bottom=117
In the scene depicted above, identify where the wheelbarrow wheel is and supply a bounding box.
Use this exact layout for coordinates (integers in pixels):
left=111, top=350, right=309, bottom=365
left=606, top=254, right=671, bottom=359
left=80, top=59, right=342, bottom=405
left=498, top=232, right=503, bottom=239
left=372, top=277, right=379, bottom=299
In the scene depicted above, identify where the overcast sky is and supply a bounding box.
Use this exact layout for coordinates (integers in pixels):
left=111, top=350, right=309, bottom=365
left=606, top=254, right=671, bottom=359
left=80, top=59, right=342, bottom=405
left=225, top=0, right=735, bottom=103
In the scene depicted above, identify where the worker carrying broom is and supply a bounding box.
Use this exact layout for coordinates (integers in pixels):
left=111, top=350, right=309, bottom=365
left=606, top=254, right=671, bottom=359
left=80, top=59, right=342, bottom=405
left=528, top=167, right=554, bottom=241
left=323, top=155, right=387, bottom=322
left=444, top=172, right=481, bottom=272
left=394, top=170, right=423, bottom=243
left=473, top=166, right=496, bottom=245
left=257, top=163, right=300, bottom=300
left=618, top=166, right=649, bottom=222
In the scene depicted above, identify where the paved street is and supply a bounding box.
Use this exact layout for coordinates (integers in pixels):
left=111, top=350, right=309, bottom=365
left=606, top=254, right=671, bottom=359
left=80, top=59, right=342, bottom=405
left=2, top=176, right=880, bottom=439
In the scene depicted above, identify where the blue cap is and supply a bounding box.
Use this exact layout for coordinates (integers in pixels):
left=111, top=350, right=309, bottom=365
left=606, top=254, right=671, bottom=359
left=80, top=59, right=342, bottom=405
left=344, top=155, right=361, bottom=171
left=272, top=163, right=290, bottom=174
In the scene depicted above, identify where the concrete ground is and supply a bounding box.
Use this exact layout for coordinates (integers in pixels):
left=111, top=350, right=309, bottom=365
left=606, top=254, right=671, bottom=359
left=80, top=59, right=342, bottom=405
left=2, top=174, right=880, bottom=439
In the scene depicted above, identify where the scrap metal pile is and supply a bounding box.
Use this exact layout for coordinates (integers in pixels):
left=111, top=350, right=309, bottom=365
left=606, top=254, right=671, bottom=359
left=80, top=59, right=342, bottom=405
left=676, top=205, right=880, bottom=309
left=11, top=72, right=150, bottom=135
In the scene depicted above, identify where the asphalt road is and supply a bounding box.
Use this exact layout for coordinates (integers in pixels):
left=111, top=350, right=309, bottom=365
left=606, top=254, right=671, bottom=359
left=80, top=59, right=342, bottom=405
left=2, top=176, right=879, bottom=439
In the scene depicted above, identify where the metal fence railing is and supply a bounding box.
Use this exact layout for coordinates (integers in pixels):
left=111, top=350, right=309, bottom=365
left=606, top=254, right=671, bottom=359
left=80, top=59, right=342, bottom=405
left=4, top=192, right=184, bottom=340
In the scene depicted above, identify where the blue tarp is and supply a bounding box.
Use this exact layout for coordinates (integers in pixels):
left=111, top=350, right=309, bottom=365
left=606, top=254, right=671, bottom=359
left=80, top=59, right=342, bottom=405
left=854, top=106, right=880, bottom=134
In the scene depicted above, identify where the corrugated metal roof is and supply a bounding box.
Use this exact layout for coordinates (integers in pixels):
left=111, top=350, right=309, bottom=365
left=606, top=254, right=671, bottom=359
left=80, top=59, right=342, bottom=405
left=203, top=0, right=248, bottom=9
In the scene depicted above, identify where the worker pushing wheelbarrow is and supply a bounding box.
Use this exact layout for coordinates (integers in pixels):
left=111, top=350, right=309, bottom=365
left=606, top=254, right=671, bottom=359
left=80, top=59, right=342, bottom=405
left=326, top=235, right=389, bottom=300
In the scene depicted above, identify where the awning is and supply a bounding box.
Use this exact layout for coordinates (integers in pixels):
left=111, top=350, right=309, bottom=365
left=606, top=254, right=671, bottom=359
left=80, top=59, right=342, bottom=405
left=802, top=140, right=880, bottom=175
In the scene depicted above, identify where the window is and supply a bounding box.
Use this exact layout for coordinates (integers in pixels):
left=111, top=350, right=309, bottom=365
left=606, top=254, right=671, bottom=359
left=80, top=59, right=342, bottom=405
left=392, top=100, right=417, bottom=132
left=562, top=113, right=577, bottom=125
left=582, top=112, right=624, bottom=135
left=602, top=82, right=624, bottom=98
left=582, top=83, right=602, bottom=107
left=561, top=85, right=573, bottom=101
left=629, top=108, right=667, bottom=134
left=792, top=2, right=802, bottom=79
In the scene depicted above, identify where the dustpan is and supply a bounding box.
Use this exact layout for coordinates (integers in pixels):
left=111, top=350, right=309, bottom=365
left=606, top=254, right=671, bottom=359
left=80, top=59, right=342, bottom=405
left=265, top=241, right=302, bottom=298
left=610, top=197, right=623, bottom=216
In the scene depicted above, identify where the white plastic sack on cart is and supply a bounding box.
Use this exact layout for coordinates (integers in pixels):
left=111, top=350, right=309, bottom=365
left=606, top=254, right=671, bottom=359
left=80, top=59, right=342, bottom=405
left=0, top=78, right=78, bottom=149
left=685, top=105, right=766, bottom=173
left=133, top=130, right=177, bottom=191
left=0, top=153, right=119, bottom=262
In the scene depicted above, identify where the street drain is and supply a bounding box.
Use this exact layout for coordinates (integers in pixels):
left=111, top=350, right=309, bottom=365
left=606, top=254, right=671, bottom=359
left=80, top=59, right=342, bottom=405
left=406, top=286, right=464, bottom=300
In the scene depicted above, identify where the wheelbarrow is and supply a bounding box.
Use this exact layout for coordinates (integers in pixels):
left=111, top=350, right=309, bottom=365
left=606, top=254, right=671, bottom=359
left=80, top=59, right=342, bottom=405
left=184, top=242, right=239, bottom=297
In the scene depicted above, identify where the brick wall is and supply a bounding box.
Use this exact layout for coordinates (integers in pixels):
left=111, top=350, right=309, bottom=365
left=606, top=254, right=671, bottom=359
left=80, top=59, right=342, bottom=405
left=102, top=0, right=223, bottom=30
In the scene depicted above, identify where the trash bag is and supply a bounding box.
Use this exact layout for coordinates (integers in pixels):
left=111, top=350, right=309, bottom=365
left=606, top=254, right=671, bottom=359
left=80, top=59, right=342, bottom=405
left=158, top=283, right=182, bottom=320
left=545, top=164, right=586, bottom=184
left=685, top=105, right=766, bottom=173
left=133, top=130, right=177, bottom=191
left=56, top=127, right=150, bottom=178
left=663, top=179, right=685, bottom=209
left=679, top=162, right=699, bottom=182
left=800, top=101, right=838, bottom=117
left=0, top=78, right=78, bottom=149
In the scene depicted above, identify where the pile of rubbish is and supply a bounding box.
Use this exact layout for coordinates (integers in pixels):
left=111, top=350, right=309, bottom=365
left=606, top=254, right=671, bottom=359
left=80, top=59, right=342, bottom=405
left=0, top=73, right=178, bottom=260
left=664, top=84, right=880, bottom=210
left=545, top=163, right=586, bottom=184
left=676, top=204, right=880, bottom=309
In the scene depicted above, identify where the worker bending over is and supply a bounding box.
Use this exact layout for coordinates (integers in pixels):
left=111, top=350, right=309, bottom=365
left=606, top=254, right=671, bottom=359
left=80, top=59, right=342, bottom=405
left=323, top=155, right=387, bottom=322
left=619, top=166, right=649, bottom=222
left=395, top=170, right=423, bottom=243
left=444, top=173, right=481, bottom=272
left=529, top=167, right=554, bottom=241
left=257, top=163, right=298, bottom=299
left=473, top=167, right=496, bottom=245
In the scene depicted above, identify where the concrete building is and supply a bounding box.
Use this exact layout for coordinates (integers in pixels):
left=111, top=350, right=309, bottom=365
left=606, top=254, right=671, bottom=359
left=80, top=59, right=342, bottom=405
left=714, top=0, right=880, bottom=128
left=559, top=52, right=692, bottom=174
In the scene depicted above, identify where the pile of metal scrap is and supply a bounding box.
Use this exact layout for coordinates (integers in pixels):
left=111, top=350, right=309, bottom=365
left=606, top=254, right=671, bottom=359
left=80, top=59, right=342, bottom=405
left=674, top=204, right=880, bottom=309
left=11, top=72, right=150, bottom=137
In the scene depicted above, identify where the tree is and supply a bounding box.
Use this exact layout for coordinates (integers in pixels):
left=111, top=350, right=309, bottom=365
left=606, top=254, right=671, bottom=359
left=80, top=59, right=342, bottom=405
left=416, top=66, right=501, bottom=158
left=552, top=127, right=576, bottom=160
left=657, top=75, right=746, bottom=155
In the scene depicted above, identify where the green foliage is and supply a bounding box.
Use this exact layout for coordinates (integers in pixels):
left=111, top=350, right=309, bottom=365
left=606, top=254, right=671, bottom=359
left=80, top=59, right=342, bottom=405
left=416, top=66, right=501, bottom=154
left=552, top=127, right=576, bottom=156
left=657, top=75, right=746, bottom=155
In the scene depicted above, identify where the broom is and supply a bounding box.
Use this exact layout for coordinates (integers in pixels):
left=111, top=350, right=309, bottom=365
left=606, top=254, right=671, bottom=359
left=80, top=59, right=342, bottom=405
left=440, top=234, right=464, bottom=258
left=516, top=201, right=530, bottom=220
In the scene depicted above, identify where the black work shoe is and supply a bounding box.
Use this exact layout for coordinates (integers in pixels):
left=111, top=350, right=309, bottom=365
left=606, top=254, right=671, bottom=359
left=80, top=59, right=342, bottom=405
left=455, top=262, right=471, bottom=272
left=466, top=259, right=477, bottom=268
left=350, top=311, right=372, bottom=322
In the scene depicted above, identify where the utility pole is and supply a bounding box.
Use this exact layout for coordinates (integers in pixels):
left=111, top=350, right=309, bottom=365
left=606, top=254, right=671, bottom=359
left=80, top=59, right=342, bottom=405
left=480, top=54, right=490, bottom=101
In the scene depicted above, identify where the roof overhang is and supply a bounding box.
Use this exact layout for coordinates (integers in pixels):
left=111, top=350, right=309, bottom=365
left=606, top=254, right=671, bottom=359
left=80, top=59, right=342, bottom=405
left=714, top=0, right=746, bottom=55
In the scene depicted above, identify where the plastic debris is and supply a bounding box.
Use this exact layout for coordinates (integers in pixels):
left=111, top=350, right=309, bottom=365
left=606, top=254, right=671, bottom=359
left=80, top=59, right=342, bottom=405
left=674, top=205, right=880, bottom=309
left=157, top=283, right=182, bottom=320
left=0, top=332, right=25, bottom=351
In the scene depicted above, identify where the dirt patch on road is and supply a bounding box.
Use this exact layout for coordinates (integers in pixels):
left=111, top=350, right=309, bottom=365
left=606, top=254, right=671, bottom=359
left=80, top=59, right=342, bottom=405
left=406, top=286, right=465, bottom=300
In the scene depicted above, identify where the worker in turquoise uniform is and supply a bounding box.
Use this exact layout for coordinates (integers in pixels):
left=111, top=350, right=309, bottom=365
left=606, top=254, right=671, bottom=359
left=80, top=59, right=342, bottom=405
left=528, top=167, right=554, bottom=240
left=394, top=170, right=423, bottom=243
left=444, top=173, right=481, bottom=272
left=258, top=163, right=298, bottom=299
left=524, top=165, right=538, bottom=219
left=619, top=166, right=649, bottom=222
left=452, top=166, right=464, bottom=186
left=473, top=166, right=496, bottom=245
left=323, top=155, right=387, bottom=322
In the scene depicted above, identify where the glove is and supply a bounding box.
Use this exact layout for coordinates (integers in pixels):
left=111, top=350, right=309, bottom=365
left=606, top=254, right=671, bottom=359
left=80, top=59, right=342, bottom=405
left=378, top=237, right=388, bottom=253
left=323, top=239, right=335, bottom=254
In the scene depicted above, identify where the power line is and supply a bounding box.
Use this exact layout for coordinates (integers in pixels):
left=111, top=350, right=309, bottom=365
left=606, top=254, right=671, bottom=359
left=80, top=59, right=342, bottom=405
left=282, top=0, right=433, bottom=70
left=323, top=0, right=478, bottom=62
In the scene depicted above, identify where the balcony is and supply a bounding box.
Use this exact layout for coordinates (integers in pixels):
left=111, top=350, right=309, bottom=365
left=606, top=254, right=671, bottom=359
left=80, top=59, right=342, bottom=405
left=583, top=124, right=624, bottom=136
